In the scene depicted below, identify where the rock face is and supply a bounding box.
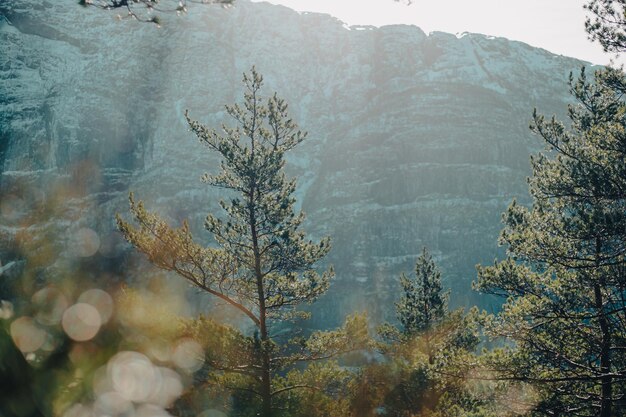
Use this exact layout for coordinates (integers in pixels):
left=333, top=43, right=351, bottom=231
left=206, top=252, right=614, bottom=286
left=0, top=0, right=591, bottom=324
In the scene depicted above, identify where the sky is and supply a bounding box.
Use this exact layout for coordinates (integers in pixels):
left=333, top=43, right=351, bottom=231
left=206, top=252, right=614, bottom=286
left=252, top=0, right=623, bottom=67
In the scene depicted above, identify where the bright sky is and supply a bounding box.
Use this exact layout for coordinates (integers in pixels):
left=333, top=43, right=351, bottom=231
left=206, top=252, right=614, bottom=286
left=252, top=0, right=623, bottom=67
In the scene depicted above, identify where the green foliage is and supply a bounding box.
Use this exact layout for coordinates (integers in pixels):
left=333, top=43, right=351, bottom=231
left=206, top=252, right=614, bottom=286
left=184, top=68, right=333, bottom=321
left=585, top=0, right=626, bottom=53
left=476, top=67, right=626, bottom=417
left=274, top=362, right=354, bottom=417
left=397, top=248, right=448, bottom=337
left=362, top=249, right=485, bottom=417
left=117, top=68, right=368, bottom=416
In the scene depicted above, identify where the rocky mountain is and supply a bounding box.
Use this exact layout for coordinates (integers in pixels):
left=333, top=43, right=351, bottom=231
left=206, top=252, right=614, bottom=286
left=0, top=0, right=592, bottom=325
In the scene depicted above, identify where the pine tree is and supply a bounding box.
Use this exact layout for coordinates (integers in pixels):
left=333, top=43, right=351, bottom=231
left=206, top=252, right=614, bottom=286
left=373, top=248, right=482, bottom=417
left=396, top=247, right=448, bottom=339
left=116, top=68, right=367, bottom=417
left=585, top=0, right=626, bottom=53
left=476, top=67, right=626, bottom=417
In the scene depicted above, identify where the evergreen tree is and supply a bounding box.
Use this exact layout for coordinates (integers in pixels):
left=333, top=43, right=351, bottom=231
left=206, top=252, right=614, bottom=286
left=371, top=248, right=482, bottom=417
left=117, top=68, right=367, bottom=417
left=476, top=67, right=626, bottom=417
left=585, top=0, right=626, bottom=53
left=396, top=247, right=448, bottom=338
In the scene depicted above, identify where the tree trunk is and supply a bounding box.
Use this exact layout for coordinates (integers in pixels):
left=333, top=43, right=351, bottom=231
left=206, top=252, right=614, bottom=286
left=250, top=185, right=273, bottom=417
left=594, top=238, right=612, bottom=417
left=259, top=355, right=272, bottom=417
left=595, top=281, right=612, bottom=417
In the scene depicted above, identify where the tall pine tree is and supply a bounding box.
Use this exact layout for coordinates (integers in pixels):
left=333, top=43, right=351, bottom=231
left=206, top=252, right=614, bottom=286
left=371, top=248, right=482, bottom=417
left=396, top=247, right=448, bottom=339
left=117, top=68, right=367, bottom=417
left=476, top=67, right=626, bottom=417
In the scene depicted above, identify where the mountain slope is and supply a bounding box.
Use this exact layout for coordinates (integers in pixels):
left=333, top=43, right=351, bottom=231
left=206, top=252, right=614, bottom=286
left=0, top=0, right=591, bottom=323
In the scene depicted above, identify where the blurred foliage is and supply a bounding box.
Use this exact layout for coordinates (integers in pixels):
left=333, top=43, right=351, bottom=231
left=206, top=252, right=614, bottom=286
left=349, top=249, right=496, bottom=417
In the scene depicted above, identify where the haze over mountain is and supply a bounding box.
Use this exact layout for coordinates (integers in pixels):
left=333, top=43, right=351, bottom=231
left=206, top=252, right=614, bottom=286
left=0, top=0, right=594, bottom=324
